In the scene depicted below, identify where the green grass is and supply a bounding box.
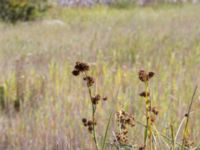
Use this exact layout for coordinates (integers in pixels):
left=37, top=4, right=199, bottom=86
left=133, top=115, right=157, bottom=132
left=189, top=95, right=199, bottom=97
left=0, top=4, right=200, bottom=149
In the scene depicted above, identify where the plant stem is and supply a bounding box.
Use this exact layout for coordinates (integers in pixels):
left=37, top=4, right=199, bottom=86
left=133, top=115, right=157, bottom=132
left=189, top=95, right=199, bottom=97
left=102, top=112, right=113, bottom=150
left=144, top=81, right=153, bottom=150
left=170, top=124, right=175, bottom=150
left=181, top=85, right=198, bottom=150
left=84, top=72, right=99, bottom=150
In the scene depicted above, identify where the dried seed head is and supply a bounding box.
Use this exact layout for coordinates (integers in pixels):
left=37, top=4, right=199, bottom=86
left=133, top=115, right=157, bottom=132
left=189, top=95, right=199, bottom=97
left=139, top=70, right=155, bottom=82
left=116, top=110, right=135, bottom=128
left=72, top=70, right=80, bottom=76
left=122, top=129, right=128, bottom=135
left=138, top=146, right=146, bottom=150
left=139, top=70, right=148, bottom=82
left=83, top=76, right=95, bottom=87
left=91, top=94, right=101, bottom=105
left=82, top=118, right=87, bottom=123
left=102, top=97, right=107, bottom=101
left=75, top=61, right=90, bottom=72
left=152, top=107, right=159, bottom=115
left=150, top=115, right=156, bottom=123
left=88, top=126, right=93, bottom=133
left=115, top=132, right=129, bottom=144
left=87, top=120, right=93, bottom=126
left=82, top=118, right=88, bottom=126
left=139, top=91, right=150, bottom=97
left=148, top=72, right=155, bottom=79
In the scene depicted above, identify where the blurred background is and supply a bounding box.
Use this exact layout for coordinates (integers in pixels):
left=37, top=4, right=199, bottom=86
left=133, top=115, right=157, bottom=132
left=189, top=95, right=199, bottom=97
left=0, top=0, right=200, bottom=150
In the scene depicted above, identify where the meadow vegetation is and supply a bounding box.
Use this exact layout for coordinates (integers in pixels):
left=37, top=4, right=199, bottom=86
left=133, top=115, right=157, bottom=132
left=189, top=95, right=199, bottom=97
left=0, top=4, right=200, bottom=149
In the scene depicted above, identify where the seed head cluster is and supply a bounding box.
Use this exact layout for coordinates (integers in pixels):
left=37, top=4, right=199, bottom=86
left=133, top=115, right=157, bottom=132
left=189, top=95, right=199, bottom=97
left=72, top=63, right=196, bottom=149
left=114, top=110, right=135, bottom=144
left=72, top=61, right=107, bottom=139
left=139, top=70, right=154, bottom=82
left=83, top=76, right=95, bottom=87
left=72, top=62, right=90, bottom=76
left=82, top=118, right=97, bottom=133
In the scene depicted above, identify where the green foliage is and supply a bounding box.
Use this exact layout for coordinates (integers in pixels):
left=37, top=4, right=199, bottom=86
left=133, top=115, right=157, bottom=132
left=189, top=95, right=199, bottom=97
left=0, top=0, right=48, bottom=23
left=109, top=0, right=136, bottom=9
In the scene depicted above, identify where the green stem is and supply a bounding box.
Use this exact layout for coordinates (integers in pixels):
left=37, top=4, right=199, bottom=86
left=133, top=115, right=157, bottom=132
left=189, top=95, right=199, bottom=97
left=170, top=124, right=175, bottom=150
left=181, top=85, right=198, bottom=150
left=84, top=72, right=99, bottom=150
left=144, top=81, right=153, bottom=150
left=102, top=112, right=112, bottom=150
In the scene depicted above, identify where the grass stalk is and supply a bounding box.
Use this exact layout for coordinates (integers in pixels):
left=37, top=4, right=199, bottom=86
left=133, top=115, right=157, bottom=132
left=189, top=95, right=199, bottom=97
left=170, top=124, right=175, bottom=150
left=181, top=85, right=198, bottom=150
left=85, top=72, right=99, bottom=150
left=102, top=112, right=112, bottom=150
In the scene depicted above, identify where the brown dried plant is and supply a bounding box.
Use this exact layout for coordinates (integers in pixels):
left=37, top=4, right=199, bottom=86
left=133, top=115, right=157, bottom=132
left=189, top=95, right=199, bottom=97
left=138, top=70, right=159, bottom=150
left=72, top=61, right=107, bottom=150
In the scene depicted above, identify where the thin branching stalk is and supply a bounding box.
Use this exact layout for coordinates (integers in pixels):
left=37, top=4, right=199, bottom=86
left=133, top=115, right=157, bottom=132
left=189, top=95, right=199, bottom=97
left=181, top=85, right=198, bottom=150
left=84, top=72, right=99, bottom=150
left=144, top=81, right=149, bottom=148
left=144, top=81, right=153, bottom=150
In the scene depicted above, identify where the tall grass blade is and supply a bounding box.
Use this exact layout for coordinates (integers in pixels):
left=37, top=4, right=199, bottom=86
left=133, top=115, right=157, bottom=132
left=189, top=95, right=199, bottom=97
left=102, top=112, right=113, bottom=150
left=181, top=85, right=198, bottom=150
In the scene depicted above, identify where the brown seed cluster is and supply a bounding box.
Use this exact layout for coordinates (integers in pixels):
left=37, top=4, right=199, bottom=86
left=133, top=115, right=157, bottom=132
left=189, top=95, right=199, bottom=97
left=116, top=110, right=135, bottom=128
left=83, top=76, right=95, bottom=87
left=75, top=61, right=90, bottom=72
left=139, top=91, right=150, bottom=97
left=115, top=130, right=129, bottom=144
left=151, top=106, right=159, bottom=116
left=139, top=70, right=155, bottom=82
left=91, top=94, right=101, bottom=105
left=138, top=146, right=146, bottom=150
left=149, top=107, right=159, bottom=124
left=72, top=61, right=90, bottom=76
left=114, top=110, right=135, bottom=144
left=73, top=61, right=108, bottom=139
left=82, top=118, right=97, bottom=133
left=139, top=70, right=158, bottom=124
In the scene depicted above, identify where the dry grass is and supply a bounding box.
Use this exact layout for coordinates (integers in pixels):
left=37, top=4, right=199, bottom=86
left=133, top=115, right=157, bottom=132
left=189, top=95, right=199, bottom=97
left=0, top=4, right=200, bottom=149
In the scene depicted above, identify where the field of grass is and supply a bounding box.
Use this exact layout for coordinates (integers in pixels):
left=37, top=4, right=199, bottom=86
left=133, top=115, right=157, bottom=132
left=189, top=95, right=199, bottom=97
left=0, top=4, right=200, bottom=150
